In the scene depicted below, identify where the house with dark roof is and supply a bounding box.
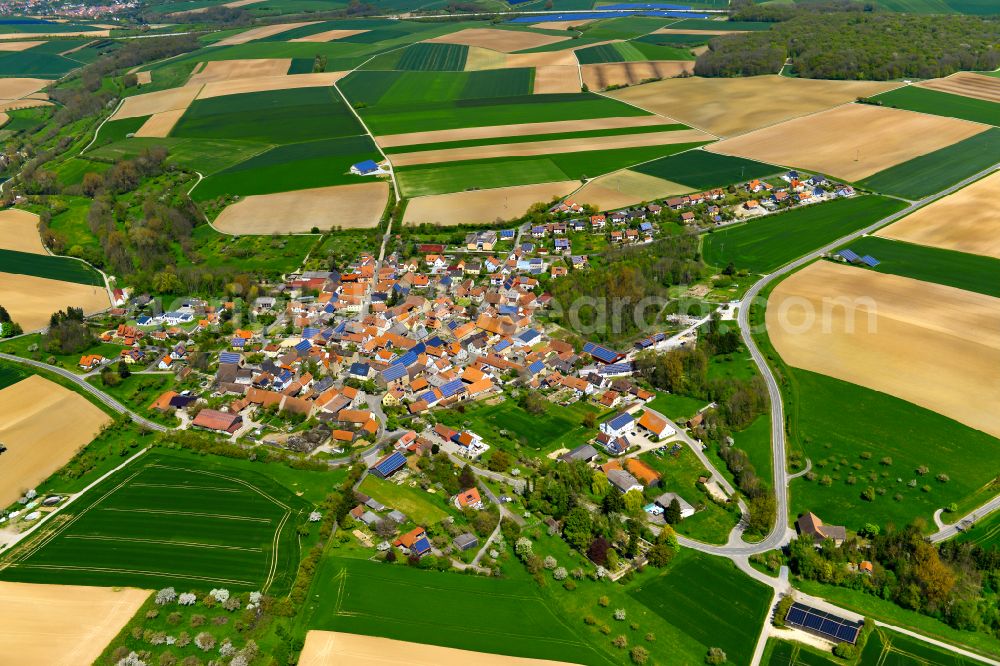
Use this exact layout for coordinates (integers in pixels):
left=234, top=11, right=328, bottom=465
left=797, top=512, right=847, bottom=546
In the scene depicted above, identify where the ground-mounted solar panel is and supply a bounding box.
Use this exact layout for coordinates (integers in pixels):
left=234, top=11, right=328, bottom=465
left=861, top=255, right=880, bottom=267
left=838, top=249, right=860, bottom=262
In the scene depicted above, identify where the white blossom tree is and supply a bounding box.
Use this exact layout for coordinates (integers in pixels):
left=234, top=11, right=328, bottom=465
left=155, top=587, right=177, bottom=605
left=553, top=567, right=568, bottom=581
left=308, top=511, right=322, bottom=522
left=543, top=556, right=557, bottom=570
left=210, top=588, right=230, bottom=603
left=219, top=640, right=236, bottom=657
left=178, top=593, right=197, bottom=606
left=116, top=652, right=146, bottom=666
left=614, top=609, right=627, bottom=621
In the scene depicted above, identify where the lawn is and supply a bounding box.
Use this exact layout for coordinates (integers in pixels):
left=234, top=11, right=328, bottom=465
left=170, top=86, right=364, bottom=144
left=357, top=474, right=451, bottom=525
left=859, top=127, right=1000, bottom=200
left=647, top=393, right=706, bottom=421
left=0, top=451, right=312, bottom=594
left=85, top=373, right=179, bottom=426
left=871, top=86, right=1000, bottom=127
left=702, top=195, right=907, bottom=274
left=396, top=142, right=706, bottom=197
left=835, top=236, right=1000, bottom=299
left=187, top=226, right=316, bottom=274
left=437, top=396, right=605, bottom=456
left=633, top=149, right=781, bottom=190
left=785, top=369, right=1000, bottom=532
left=359, top=92, right=650, bottom=136
left=301, top=556, right=606, bottom=665
left=0, top=247, right=104, bottom=285
left=630, top=552, right=772, bottom=664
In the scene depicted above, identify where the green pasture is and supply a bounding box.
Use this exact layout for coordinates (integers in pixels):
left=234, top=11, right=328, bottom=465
left=634, top=150, right=780, bottom=190
left=647, top=393, right=706, bottom=421
left=192, top=135, right=380, bottom=200
left=0, top=363, right=28, bottom=390
left=0, top=451, right=311, bottom=593
left=92, top=116, right=147, bottom=148
left=871, top=86, right=1000, bottom=126
left=89, top=137, right=268, bottom=175
left=0, top=247, right=104, bottom=286
left=956, top=511, right=1000, bottom=550
left=303, top=556, right=605, bottom=664
left=785, top=369, right=1000, bottom=532
left=630, top=552, right=771, bottom=665
left=835, top=236, right=1000, bottom=298
left=702, top=195, right=907, bottom=273
left=186, top=226, right=316, bottom=274
left=861, top=627, right=981, bottom=665
left=397, top=142, right=705, bottom=196
left=360, top=91, right=649, bottom=136
left=437, top=396, right=604, bottom=457
left=357, top=474, right=451, bottom=525
left=171, top=86, right=364, bottom=144
left=763, top=639, right=838, bottom=665
left=859, top=127, right=1000, bottom=200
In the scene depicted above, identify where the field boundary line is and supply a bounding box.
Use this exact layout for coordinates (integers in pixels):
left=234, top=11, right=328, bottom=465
left=101, top=507, right=273, bottom=522
left=131, top=482, right=243, bottom=493
left=81, top=97, right=124, bottom=154
left=12, top=563, right=255, bottom=587
left=65, top=534, right=264, bottom=552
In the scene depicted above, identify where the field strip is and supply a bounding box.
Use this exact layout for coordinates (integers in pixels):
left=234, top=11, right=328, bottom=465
left=131, top=482, right=243, bottom=493
left=65, top=534, right=263, bottom=552
left=149, top=464, right=292, bottom=510
left=264, top=506, right=292, bottom=592
left=10, top=563, right=255, bottom=587
left=352, top=571, right=538, bottom=600
left=101, top=507, right=273, bottom=522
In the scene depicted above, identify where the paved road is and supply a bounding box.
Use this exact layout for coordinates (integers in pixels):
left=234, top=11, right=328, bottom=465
left=0, top=352, right=168, bottom=432
left=929, top=494, right=1000, bottom=543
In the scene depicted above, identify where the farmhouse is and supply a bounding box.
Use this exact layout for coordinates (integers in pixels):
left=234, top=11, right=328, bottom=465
left=637, top=411, right=675, bottom=440
left=370, top=451, right=407, bottom=479
left=455, top=487, right=483, bottom=510
left=191, top=409, right=242, bottom=434
left=797, top=511, right=847, bottom=547
left=351, top=159, right=381, bottom=176
left=607, top=469, right=643, bottom=494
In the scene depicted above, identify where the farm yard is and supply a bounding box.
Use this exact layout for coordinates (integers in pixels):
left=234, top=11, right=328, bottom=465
left=703, top=195, right=906, bottom=274
left=0, top=374, right=111, bottom=507
left=706, top=104, right=990, bottom=182
left=0, top=451, right=311, bottom=594
left=0, top=582, right=149, bottom=666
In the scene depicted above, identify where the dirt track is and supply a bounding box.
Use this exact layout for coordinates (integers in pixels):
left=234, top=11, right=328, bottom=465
left=0, top=582, right=149, bottom=666
left=767, top=261, right=1000, bottom=439
left=403, top=181, right=579, bottom=226
left=707, top=103, right=989, bottom=181
left=0, top=208, right=44, bottom=254
left=213, top=181, right=389, bottom=233
left=388, top=128, right=711, bottom=167
left=876, top=171, right=1000, bottom=259
left=0, top=272, right=109, bottom=332
left=426, top=28, right=568, bottom=53
left=581, top=61, right=694, bottom=90
left=0, top=375, right=112, bottom=506
left=917, top=72, right=1000, bottom=103
left=299, top=631, right=576, bottom=666
left=608, top=75, right=902, bottom=137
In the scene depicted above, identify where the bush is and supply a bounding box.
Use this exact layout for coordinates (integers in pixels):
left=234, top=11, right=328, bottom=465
left=631, top=646, right=650, bottom=665
left=706, top=647, right=727, bottom=664
left=194, top=632, right=216, bottom=652
left=613, top=635, right=628, bottom=649
left=774, top=595, right=794, bottom=627
left=614, top=608, right=626, bottom=621
left=598, top=595, right=610, bottom=607
left=833, top=642, right=856, bottom=659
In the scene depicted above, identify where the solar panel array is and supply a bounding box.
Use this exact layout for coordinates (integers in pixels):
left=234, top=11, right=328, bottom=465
left=219, top=352, right=241, bottom=365
left=371, top=451, right=407, bottom=478
left=861, top=255, right=880, bottom=267
left=583, top=341, right=621, bottom=364
left=838, top=249, right=860, bottom=262
left=785, top=602, right=862, bottom=644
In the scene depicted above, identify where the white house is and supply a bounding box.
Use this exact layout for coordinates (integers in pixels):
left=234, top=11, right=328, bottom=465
left=600, top=412, right=634, bottom=439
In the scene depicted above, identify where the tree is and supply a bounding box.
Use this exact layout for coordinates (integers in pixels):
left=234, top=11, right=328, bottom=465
left=623, top=489, right=644, bottom=514
left=630, top=646, right=650, bottom=665
left=601, top=488, right=624, bottom=515
left=582, top=411, right=596, bottom=428
left=773, top=595, right=794, bottom=627
left=487, top=450, right=512, bottom=472
left=833, top=642, right=856, bottom=659
left=194, top=632, right=216, bottom=651
left=458, top=464, right=476, bottom=490
left=82, top=171, right=104, bottom=197
left=705, top=647, right=727, bottom=664
left=522, top=390, right=546, bottom=415
left=155, top=587, right=177, bottom=605
left=592, top=472, right=610, bottom=496
left=588, top=536, right=610, bottom=566
left=664, top=498, right=682, bottom=524
left=562, top=507, right=593, bottom=552
left=613, top=635, right=628, bottom=649
left=647, top=543, right=676, bottom=568
left=117, top=360, right=131, bottom=379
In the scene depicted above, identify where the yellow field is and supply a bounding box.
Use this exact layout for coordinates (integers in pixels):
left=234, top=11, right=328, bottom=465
left=299, top=631, right=578, bottom=666
left=133, top=108, right=186, bottom=137
left=581, top=61, right=694, bottom=91
left=916, top=72, right=1000, bottom=103
left=0, top=582, right=149, bottom=666
left=0, top=40, right=45, bottom=51
left=0, top=77, right=51, bottom=99
left=0, top=272, right=109, bottom=332
left=213, top=182, right=390, bottom=233
left=0, top=375, right=112, bottom=506
left=533, top=66, right=580, bottom=94
left=213, top=21, right=318, bottom=46
left=403, top=181, right=579, bottom=226
left=0, top=208, right=44, bottom=254
left=767, top=261, right=1000, bottom=439
left=290, top=28, right=368, bottom=43
left=187, top=58, right=292, bottom=84
left=706, top=104, right=990, bottom=181
left=112, top=84, right=201, bottom=120
left=426, top=28, right=568, bottom=53
left=607, top=75, right=902, bottom=137
left=876, top=171, right=1000, bottom=259
left=571, top=169, right=690, bottom=210
left=196, top=71, right=346, bottom=99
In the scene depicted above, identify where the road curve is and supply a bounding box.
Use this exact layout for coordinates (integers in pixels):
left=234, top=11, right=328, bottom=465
left=929, top=494, right=1000, bottom=543
left=0, top=352, right=168, bottom=432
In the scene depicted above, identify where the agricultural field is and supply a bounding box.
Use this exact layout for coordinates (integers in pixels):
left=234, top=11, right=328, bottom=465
left=706, top=104, right=989, bottom=182
left=575, top=41, right=695, bottom=64
left=581, top=61, right=695, bottom=90
left=763, top=639, right=839, bottom=665
left=403, top=181, right=580, bottom=226
left=860, top=128, right=1000, bottom=201
left=956, top=511, right=1000, bottom=550
left=0, top=247, right=104, bottom=285
left=0, top=208, right=44, bottom=254
left=0, top=270, right=109, bottom=331
left=917, top=71, right=1000, bottom=103
left=870, top=85, right=1000, bottom=126
left=703, top=195, right=906, bottom=274
left=0, top=374, right=111, bottom=507
left=0, top=451, right=312, bottom=593
left=213, top=182, right=390, bottom=233
left=608, top=76, right=901, bottom=137
left=570, top=169, right=691, bottom=210
left=633, top=149, right=780, bottom=190
left=861, top=627, right=981, bottom=665
left=630, top=553, right=771, bottom=665
left=837, top=236, right=1000, bottom=299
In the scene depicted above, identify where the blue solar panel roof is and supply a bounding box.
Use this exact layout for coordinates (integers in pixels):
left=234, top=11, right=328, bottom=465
left=393, top=350, right=418, bottom=367
left=439, top=379, right=465, bottom=398
left=528, top=360, right=545, bottom=374
left=785, top=603, right=862, bottom=644
left=412, top=536, right=431, bottom=554
left=350, top=363, right=369, bottom=376
left=861, top=255, right=880, bottom=267
left=381, top=364, right=407, bottom=382
left=608, top=413, right=634, bottom=430
left=583, top=341, right=620, bottom=363
left=294, top=340, right=312, bottom=353
left=219, top=352, right=241, bottom=365
left=372, top=451, right=407, bottom=477
left=838, top=249, right=860, bottom=262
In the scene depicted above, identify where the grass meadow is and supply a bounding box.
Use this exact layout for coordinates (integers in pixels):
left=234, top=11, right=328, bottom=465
left=837, top=236, right=1000, bottom=298
left=872, top=86, right=1000, bottom=126
left=763, top=639, right=838, bottom=665
left=575, top=41, right=694, bottom=64
left=702, top=195, right=906, bottom=273
left=0, top=451, right=311, bottom=593
left=357, top=475, right=452, bottom=525
left=0, top=247, right=104, bottom=285
left=860, top=627, right=981, bottom=665
left=859, top=127, right=1000, bottom=199
left=634, top=149, right=780, bottom=190
left=956, top=511, right=1000, bottom=550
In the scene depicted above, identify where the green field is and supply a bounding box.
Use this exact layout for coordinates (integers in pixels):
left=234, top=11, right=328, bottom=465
left=367, top=42, right=470, bottom=71
left=340, top=68, right=534, bottom=106
left=192, top=135, right=381, bottom=200
left=785, top=368, right=1000, bottom=531
left=871, top=86, right=1000, bottom=126
left=956, top=511, right=1000, bottom=550
left=171, top=86, right=364, bottom=144
left=835, top=236, right=1000, bottom=298
left=580, top=16, right=674, bottom=40
left=357, top=474, right=451, bottom=525
left=647, top=393, right=706, bottom=421
left=89, top=136, right=268, bottom=175
left=303, top=556, right=606, bottom=664
left=575, top=40, right=694, bottom=64
left=0, top=451, right=311, bottom=593
left=634, top=149, right=780, bottom=190
left=634, top=32, right=712, bottom=47
left=703, top=195, right=907, bottom=273
left=630, top=553, right=772, bottom=664
left=0, top=247, right=104, bottom=286
left=861, top=627, right=981, bottom=665
left=0, top=363, right=28, bottom=390
left=397, top=142, right=706, bottom=196
left=359, top=92, right=650, bottom=136
left=859, top=127, right=1000, bottom=200
left=764, top=639, right=838, bottom=665
left=437, top=396, right=604, bottom=457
